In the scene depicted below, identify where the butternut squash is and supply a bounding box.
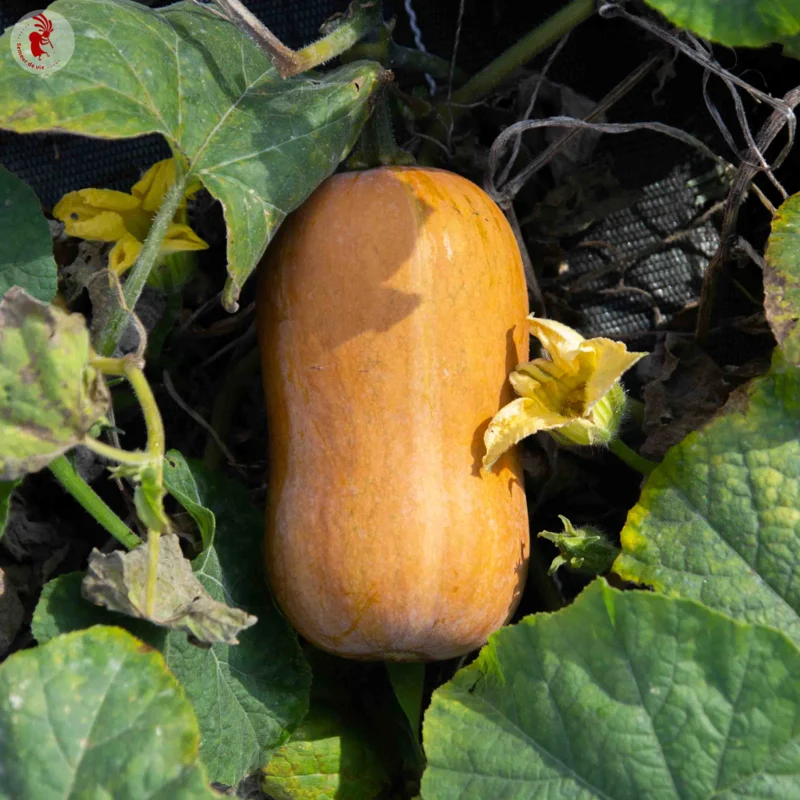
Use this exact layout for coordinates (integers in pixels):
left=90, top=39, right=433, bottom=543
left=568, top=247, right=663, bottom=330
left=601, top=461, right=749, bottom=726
left=257, top=167, right=529, bottom=661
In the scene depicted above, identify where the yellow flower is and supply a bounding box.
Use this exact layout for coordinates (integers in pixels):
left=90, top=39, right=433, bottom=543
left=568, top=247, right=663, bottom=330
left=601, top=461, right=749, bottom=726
left=53, top=159, right=208, bottom=276
left=483, top=316, right=647, bottom=471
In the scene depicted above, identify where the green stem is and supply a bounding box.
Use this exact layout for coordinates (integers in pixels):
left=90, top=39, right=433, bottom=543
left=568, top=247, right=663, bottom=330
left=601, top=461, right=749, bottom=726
left=389, top=43, right=469, bottom=84
left=419, top=0, right=594, bottom=164
left=48, top=455, right=142, bottom=549
left=82, top=437, right=153, bottom=465
left=348, top=90, right=414, bottom=169
left=300, top=2, right=382, bottom=71
left=214, top=0, right=381, bottom=78
left=123, top=361, right=166, bottom=617
left=608, top=438, right=659, bottom=477
left=96, top=165, right=188, bottom=357
left=348, top=41, right=469, bottom=83
left=124, top=363, right=165, bottom=459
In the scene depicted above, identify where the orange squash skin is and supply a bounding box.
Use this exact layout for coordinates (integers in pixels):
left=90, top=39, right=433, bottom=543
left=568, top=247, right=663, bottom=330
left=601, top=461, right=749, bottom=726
left=257, top=166, right=529, bottom=661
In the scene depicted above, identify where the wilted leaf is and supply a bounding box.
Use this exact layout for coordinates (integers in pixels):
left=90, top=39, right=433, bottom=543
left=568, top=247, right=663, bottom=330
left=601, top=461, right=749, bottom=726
left=262, top=703, right=390, bottom=800
left=0, top=288, right=109, bottom=480
left=0, top=626, right=216, bottom=798
left=638, top=334, right=731, bottom=459
left=83, top=533, right=256, bottom=645
left=643, top=0, right=800, bottom=50
left=422, top=579, right=800, bottom=799
left=165, top=449, right=215, bottom=551
left=614, top=352, right=800, bottom=646
left=0, top=0, right=381, bottom=310
left=765, top=192, right=800, bottom=364
left=0, top=480, right=20, bottom=540
left=35, top=459, right=311, bottom=786
left=0, top=167, right=57, bottom=303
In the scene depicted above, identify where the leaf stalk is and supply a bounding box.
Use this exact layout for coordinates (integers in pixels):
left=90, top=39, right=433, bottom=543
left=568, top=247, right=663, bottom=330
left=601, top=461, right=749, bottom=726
left=48, top=455, right=142, bottom=549
left=608, top=438, right=659, bottom=477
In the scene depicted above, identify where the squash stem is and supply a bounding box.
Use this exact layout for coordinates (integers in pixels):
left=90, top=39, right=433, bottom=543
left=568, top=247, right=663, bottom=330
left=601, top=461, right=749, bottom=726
left=418, top=0, right=594, bottom=164
left=348, top=89, right=415, bottom=169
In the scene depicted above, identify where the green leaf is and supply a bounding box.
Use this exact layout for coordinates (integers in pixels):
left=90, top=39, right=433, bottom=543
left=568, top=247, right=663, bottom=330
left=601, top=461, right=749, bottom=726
left=0, top=167, right=57, bottom=303
left=165, top=449, right=215, bottom=551
left=0, top=479, right=20, bottom=540
left=643, top=0, right=800, bottom=50
left=0, top=625, right=215, bottom=798
left=0, top=287, right=110, bottom=480
left=32, top=460, right=311, bottom=787
left=765, top=192, right=800, bottom=364
left=614, top=353, right=800, bottom=645
left=83, top=533, right=257, bottom=645
left=261, top=702, right=390, bottom=800
left=421, top=579, right=800, bottom=800
left=0, top=0, right=381, bottom=311
left=386, top=662, right=425, bottom=737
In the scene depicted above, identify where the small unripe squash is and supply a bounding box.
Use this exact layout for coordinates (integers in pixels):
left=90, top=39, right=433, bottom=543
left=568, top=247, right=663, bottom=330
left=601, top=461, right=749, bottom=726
left=257, top=167, right=529, bottom=661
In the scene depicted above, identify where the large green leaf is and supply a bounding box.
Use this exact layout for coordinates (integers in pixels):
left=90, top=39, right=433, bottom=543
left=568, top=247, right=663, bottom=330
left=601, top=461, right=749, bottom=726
left=421, top=579, right=800, bottom=800
left=765, top=193, right=800, bottom=364
left=0, top=288, right=110, bottom=480
left=614, top=353, right=800, bottom=645
left=33, top=459, right=311, bottom=787
left=0, top=0, right=381, bottom=310
left=0, top=625, right=215, bottom=798
left=261, top=702, right=390, bottom=800
left=0, top=167, right=57, bottom=303
left=643, top=0, right=800, bottom=50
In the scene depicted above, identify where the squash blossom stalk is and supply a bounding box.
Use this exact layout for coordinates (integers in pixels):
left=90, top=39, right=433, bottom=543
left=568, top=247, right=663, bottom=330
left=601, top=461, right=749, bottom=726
left=53, top=158, right=208, bottom=276
left=483, top=316, right=647, bottom=471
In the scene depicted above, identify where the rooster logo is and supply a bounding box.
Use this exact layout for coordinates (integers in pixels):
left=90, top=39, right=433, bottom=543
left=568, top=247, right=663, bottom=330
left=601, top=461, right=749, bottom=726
left=28, top=13, right=54, bottom=59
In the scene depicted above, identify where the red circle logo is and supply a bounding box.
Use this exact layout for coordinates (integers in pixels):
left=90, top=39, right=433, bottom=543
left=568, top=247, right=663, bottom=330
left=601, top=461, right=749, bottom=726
left=10, top=10, right=75, bottom=76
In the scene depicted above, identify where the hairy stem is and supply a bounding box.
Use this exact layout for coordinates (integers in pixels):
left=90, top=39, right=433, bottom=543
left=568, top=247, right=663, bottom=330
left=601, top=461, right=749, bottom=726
left=213, top=0, right=381, bottom=77
left=608, top=438, right=658, bottom=477
left=419, top=0, right=594, bottom=163
left=49, top=455, right=142, bottom=549
left=124, top=362, right=166, bottom=459
left=96, top=167, right=188, bottom=357
left=349, top=90, right=414, bottom=168
left=124, top=360, right=166, bottom=617
left=82, top=437, right=153, bottom=465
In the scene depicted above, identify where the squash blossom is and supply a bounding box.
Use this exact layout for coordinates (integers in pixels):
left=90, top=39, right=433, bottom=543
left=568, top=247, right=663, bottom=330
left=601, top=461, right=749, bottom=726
left=483, top=316, right=646, bottom=471
left=53, top=158, right=208, bottom=276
